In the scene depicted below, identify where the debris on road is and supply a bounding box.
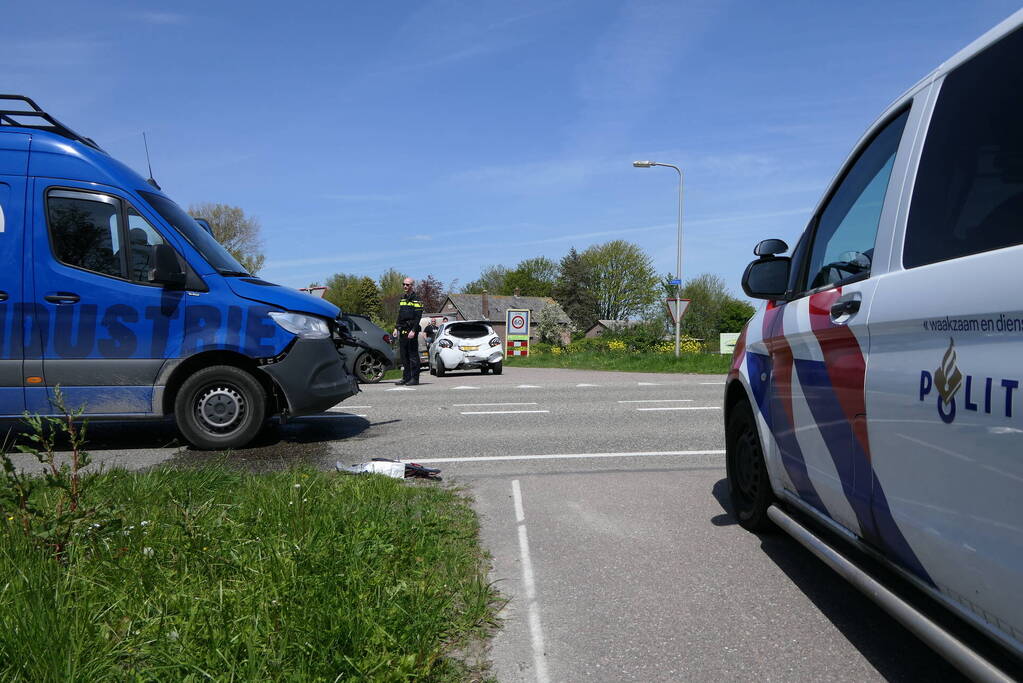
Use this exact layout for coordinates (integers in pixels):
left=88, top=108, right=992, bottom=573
left=336, top=458, right=442, bottom=481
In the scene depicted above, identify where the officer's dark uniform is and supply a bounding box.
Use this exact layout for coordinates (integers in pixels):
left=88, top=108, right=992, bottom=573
left=395, top=290, right=423, bottom=384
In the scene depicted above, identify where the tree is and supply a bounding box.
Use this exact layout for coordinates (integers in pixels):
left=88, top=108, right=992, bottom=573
left=719, top=298, right=756, bottom=333
left=503, top=256, right=558, bottom=297
left=580, top=240, right=659, bottom=321
left=188, top=203, right=265, bottom=274
left=676, top=273, right=754, bottom=344
left=535, top=303, right=573, bottom=345
left=378, top=268, right=408, bottom=326
left=463, top=264, right=508, bottom=294
left=323, top=272, right=362, bottom=313
left=355, top=277, right=382, bottom=322
left=552, top=247, right=599, bottom=330
left=418, top=274, right=446, bottom=312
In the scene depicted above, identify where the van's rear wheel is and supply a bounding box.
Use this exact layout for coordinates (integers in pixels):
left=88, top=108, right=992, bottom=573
left=175, top=365, right=266, bottom=450
left=726, top=399, right=774, bottom=532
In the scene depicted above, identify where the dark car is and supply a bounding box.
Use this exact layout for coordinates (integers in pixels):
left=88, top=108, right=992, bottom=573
left=341, top=314, right=397, bottom=383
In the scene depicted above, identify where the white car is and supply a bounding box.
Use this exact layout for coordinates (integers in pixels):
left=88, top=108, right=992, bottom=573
left=428, top=320, right=504, bottom=376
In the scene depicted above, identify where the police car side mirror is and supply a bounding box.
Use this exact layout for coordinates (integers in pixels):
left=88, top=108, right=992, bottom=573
left=149, top=244, right=187, bottom=288
left=742, top=256, right=791, bottom=300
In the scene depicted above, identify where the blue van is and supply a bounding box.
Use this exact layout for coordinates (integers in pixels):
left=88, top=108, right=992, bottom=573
left=0, top=95, right=358, bottom=449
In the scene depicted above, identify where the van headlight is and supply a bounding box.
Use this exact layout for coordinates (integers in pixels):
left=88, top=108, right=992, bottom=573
left=268, top=312, right=331, bottom=339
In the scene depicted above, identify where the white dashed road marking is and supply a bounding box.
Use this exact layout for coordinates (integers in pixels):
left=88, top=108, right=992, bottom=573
left=637, top=382, right=661, bottom=386
left=452, top=402, right=539, bottom=407
left=617, top=399, right=693, bottom=404
left=517, top=385, right=542, bottom=388
left=460, top=410, right=550, bottom=415
left=701, top=382, right=726, bottom=385
left=576, top=383, right=598, bottom=387
left=512, top=480, right=550, bottom=683
left=387, top=387, right=416, bottom=391
left=451, top=386, right=480, bottom=390
left=636, top=406, right=721, bottom=411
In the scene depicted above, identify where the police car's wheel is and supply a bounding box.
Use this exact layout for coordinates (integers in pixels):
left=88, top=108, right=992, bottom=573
left=491, top=361, right=503, bottom=375
left=175, top=365, right=266, bottom=450
left=354, top=351, right=385, bottom=383
left=726, top=400, right=774, bottom=532
left=434, top=356, right=446, bottom=377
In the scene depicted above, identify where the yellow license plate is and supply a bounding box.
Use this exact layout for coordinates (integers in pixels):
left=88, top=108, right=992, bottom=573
left=459, top=345, right=479, bottom=351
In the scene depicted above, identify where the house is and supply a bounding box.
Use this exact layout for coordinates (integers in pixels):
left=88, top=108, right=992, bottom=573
left=437, top=291, right=572, bottom=344
left=584, top=320, right=643, bottom=338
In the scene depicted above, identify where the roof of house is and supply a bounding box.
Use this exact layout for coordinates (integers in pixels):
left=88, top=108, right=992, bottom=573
left=444, top=294, right=571, bottom=324
left=585, top=319, right=642, bottom=332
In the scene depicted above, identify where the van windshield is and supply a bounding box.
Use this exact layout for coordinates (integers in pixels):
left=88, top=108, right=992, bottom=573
left=139, top=190, right=250, bottom=276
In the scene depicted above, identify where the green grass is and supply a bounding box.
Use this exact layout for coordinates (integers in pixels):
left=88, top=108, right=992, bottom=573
left=0, top=465, right=497, bottom=681
left=506, top=350, right=731, bottom=374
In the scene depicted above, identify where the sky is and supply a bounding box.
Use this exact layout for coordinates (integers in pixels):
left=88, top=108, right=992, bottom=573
left=4, top=0, right=1021, bottom=302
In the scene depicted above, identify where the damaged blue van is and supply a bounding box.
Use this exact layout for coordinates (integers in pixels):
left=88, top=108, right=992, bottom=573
left=0, top=95, right=358, bottom=449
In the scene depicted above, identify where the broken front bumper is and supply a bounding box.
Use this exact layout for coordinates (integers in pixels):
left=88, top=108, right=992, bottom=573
left=437, top=347, right=504, bottom=370
left=260, top=338, right=359, bottom=416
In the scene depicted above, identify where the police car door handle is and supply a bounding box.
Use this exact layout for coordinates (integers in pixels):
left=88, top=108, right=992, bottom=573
left=44, top=292, right=80, bottom=304
left=830, top=298, right=860, bottom=319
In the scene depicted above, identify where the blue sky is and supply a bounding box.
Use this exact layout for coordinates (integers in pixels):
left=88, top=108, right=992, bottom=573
left=5, top=1, right=1021, bottom=300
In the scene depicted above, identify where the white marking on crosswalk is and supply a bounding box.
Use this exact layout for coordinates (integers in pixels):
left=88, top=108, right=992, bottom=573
left=387, top=387, right=416, bottom=391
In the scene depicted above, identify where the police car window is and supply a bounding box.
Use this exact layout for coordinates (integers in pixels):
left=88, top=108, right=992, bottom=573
left=47, top=195, right=123, bottom=278
left=126, top=206, right=169, bottom=282
left=802, top=108, right=909, bottom=293
left=904, top=26, right=1023, bottom=268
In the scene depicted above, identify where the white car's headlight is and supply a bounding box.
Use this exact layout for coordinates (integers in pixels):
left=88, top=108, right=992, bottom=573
left=268, top=311, right=331, bottom=339
left=489, top=336, right=501, bottom=347
left=439, top=339, right=453, bottom=348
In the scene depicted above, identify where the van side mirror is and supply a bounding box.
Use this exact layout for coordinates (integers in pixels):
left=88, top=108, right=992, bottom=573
left=742, top=239, right=791, bottom=300
left=149, top=244, right=187, bottom=288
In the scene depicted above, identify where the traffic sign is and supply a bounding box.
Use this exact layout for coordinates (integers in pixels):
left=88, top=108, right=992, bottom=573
left=665, top=298, right=691, bottom=324
left=668, top=279, right=682, bottom=286
left=506, top=308, right=530, bottom=338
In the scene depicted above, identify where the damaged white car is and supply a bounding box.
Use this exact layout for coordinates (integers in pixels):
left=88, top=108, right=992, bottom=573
left=428, top=320, right=504, bottom=376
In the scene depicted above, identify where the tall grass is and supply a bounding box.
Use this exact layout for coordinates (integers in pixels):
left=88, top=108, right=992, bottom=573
left=0, top=466, right=496, bottom=681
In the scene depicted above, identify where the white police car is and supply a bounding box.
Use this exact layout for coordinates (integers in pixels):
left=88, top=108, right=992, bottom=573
left=726, top=10, right=1023, bottom=678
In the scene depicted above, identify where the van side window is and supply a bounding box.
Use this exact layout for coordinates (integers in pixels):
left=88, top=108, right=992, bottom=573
left=802, top=109, right=910, bottom=293
left=904, top=27, right=1023, bottom=268
left=126, top=205, right=169, bottom=282
left=47, top=195, right=122, bottom=278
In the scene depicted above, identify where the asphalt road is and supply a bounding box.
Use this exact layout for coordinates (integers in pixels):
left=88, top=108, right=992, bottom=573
left=8, top=366, right=966, bottom=681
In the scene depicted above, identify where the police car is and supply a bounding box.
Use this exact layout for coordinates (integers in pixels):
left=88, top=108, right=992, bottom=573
left=725, top=10, right=1023, bottom=678
left=0, top=96, right=360, bottom=450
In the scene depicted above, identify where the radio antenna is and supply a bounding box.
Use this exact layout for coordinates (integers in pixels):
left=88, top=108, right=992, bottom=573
left=142, top=131, right=161, bottom=190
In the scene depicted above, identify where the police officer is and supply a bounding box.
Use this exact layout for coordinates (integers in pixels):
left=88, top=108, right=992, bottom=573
left=393, top=278, right=423, bottom=385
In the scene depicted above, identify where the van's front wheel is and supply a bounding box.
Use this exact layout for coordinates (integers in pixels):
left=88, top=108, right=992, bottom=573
left=175, top=365, right=267, bottom=450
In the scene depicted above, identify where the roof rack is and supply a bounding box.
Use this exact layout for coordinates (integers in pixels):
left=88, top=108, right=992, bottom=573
left=0, top=94, right=102, bottom=150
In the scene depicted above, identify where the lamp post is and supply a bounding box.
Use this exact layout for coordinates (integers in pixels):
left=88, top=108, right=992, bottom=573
left=633, top=160, right=684, bottom=357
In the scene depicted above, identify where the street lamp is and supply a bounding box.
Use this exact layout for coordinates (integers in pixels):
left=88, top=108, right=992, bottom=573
left=633, top=160, right=684, bottom=357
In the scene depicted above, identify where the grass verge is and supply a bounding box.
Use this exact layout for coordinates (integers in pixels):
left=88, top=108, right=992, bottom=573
left=506, top=350, right=731, bottom=374
left=0, top=465, right=497, bottom=681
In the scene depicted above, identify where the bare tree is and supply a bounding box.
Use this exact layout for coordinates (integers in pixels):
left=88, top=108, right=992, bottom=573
left=189, top=202, right=266, bottom=275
